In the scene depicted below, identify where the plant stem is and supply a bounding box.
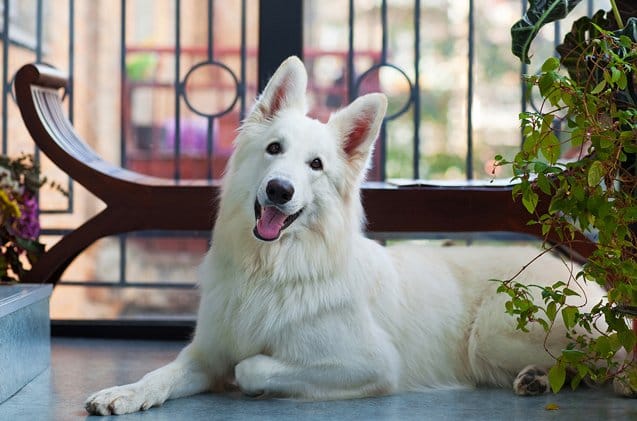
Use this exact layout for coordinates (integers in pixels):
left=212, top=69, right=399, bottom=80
left=609, top=0, right=624, bottom=29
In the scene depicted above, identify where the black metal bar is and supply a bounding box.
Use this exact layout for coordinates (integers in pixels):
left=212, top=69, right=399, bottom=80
left=35, top=0, right=43, bottom=62
left=68, top=0, right=75, bottom=123
left=174, top=0, right=182, bottom=181
left=33, top=0, right=43, bottom=167
left=379, top=124, right=387, bottom=181
left=466, top=0, right=475, bottom=180
left=347, top=0, right=355, bottom=102
left=551, top=20, right=562, bottom=137
left=380, top=0, right=388, bottom=64
left=207, top=0, right=214, bottom=61
left=206, top=117, right=214, bottom=180
left=2, top=0, right=9, bottom=154
left=206, top=0, right=215, bottom=180
left=51, top=319, right=195, bottom=341
left=119, top=233, right=127, bottom=285
left=41, top=228, right=211, bottom=238
left=33, top=0, right=42, bottom=229
left=239, top=0, right=247, bottom=120
left=119, top=0, right=128, bottom=285
left=57, top=280, right=197, bottom=289
left=0, top=36, right=38, bottom=51
left=520, top=0, right=528, bottom=147
left=413, top=0, right=421, bottom=179
left=120, top=0, right=127, bottom=169
left=379, top=0, right=388, bottom=181
left=258, top=0, right=303, bottom=92
left=67, top=0, right=75, bottom=213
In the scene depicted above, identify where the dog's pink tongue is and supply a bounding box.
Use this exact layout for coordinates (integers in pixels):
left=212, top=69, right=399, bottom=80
left=256, top=206, right=287, bottom=240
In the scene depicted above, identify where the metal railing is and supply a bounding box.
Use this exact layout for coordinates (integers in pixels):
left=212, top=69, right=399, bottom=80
left=0, top=0, right=600, bottom=295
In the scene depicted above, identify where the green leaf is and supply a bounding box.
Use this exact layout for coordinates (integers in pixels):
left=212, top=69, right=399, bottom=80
left=610, top=67, right=621, bottom=84
left=537, top=173, right=552, bottom=195
left=587, top=161, right=603, bottom=187
left=618, top=329, right=636, bottom=352
left=617, top=71, right=628, bottom=91
left=539, top=73, right=557, bottom=97
left=590, top=79, right=606, bottom=95
left=522, top=190, right=539, bottom=214
left=541, top=133, right=561, bottom=164
left=542, top=57, right=560, bottom=72
left=511, top=0, right=583, bottom=64
left=572, top=183, right=585, bottom=202
left=561, top=306, right=578, bottom=330
left=562, top=349, right=586, bottom=363
left=549, top=363, right=567, bottom=393
left=594, top=336, right=612, bottom=357
left=546, top=301, right=557, bottom=321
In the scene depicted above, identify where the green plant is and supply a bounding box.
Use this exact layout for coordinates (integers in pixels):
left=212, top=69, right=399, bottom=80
left=495, top=0, right=637, bottom=394
left=0, top=154, right=64, bottom=282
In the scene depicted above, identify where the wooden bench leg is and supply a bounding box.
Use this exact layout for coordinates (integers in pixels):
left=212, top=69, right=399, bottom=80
left=25, top=207, right=137, bottom=284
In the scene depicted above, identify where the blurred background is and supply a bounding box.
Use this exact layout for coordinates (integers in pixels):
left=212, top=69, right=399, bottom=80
left=0, top=0, right=606, bottom=321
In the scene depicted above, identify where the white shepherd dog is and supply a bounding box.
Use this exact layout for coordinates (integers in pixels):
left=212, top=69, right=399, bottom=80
left=86, top=57, right=610, bottom=415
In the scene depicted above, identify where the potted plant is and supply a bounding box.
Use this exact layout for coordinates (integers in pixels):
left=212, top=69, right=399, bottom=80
left=0, top=154, right=60, bottom=282
left=0, top=153, right=66, bottom=404
left=495, top=0, right=637, bottom=394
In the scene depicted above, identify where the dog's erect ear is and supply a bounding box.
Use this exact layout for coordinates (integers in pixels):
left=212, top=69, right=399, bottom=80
left=329, top=93, right=387, bottom=171
left=250, top=56, right=308, bottom=122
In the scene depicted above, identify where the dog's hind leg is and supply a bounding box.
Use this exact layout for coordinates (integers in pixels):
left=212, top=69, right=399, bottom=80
left=84, top=344, right=214, bottom=415
left=466, top=293, right=559, bottom=390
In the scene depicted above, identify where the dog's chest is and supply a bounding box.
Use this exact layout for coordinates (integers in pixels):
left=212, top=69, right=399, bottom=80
left=227, top=277, right=349, bottom=356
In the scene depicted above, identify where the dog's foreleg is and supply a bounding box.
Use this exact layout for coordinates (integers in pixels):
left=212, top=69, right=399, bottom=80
left=84, top=344, right=212, bottom=415
left=235, top=353, right=396, bottom=400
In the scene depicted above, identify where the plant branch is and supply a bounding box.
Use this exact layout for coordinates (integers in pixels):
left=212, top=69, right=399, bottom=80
left=609, top=0, right=624, bottom=29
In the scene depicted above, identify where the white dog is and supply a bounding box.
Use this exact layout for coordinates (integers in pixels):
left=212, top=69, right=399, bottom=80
left=85, top=56, right=610, bottom=415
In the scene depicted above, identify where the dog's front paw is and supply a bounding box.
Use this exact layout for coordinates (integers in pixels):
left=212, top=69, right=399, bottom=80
left=85, top=384, right=157, bottom=415
left=513, top=365, right=548, bottom=396
left=235, top=354, right=280, bottom=397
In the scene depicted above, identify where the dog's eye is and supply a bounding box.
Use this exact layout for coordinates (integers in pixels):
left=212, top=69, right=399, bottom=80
left=266, top=142, right=282, bottom=155
left=309, top=158, right=323, bottom=171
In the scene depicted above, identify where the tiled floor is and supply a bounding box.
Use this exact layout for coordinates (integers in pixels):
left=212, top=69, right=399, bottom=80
left=0, top=337, right=635, bottom=420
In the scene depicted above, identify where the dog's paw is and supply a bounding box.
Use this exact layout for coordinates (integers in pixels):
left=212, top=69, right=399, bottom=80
left=513, top=365, right=548, bottom=396
left=613, top=373, right=637, bottom=398
left=85, top=384, right=157, bottom=415
left=235, top=354, right=280, bottom=397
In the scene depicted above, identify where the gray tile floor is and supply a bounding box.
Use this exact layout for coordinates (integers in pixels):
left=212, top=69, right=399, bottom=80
left=0, top=337, right=635, bottom=420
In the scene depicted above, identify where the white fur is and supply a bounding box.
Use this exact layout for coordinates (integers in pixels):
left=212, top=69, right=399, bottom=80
left=85, top=57, right=608, bottom=415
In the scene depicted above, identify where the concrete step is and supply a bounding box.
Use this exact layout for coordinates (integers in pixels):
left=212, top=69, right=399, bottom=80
left=0, top=284, right=52, bottom=404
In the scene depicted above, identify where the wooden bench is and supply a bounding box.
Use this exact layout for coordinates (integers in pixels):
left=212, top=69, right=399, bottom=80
left=14, top=63, right=595, bottom=285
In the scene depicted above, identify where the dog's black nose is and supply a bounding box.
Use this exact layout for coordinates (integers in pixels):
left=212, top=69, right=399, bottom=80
left=266, top=179, right=294, bottom=204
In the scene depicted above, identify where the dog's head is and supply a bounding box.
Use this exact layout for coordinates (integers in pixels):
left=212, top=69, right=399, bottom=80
left=224, top=56, right=387, bottom=243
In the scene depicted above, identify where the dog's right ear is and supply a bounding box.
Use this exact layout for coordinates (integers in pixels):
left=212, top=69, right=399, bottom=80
left=248, top=56, right=308, bottom=122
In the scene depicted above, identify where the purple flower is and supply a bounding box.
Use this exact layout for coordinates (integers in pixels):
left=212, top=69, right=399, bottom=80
left=14, top=192, right=40, bottom=240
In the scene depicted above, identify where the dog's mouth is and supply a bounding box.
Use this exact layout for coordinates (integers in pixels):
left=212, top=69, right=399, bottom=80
left=253, top=200, right=303, bottom=241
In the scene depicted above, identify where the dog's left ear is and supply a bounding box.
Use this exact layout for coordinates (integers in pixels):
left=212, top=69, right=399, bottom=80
left=329, top=93, right=387, bottom=173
